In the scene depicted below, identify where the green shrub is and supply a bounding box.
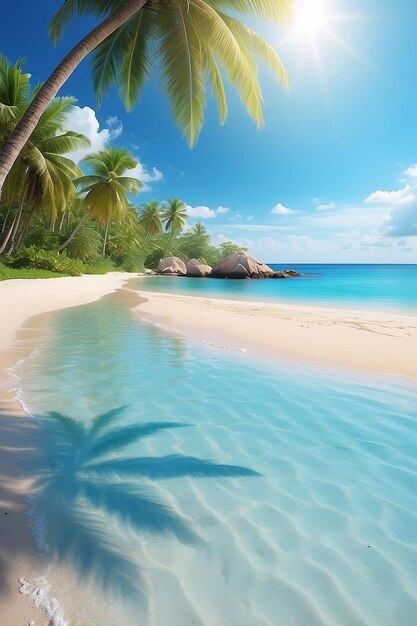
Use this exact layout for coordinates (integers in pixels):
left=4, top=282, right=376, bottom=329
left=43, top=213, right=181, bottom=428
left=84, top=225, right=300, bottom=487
left=119, top=253, right=144, bottom=273
left=10, top=247, right=86, bottom=276
left=83, top=259, right=116, bottom=275
left=0, top=261, right=62, bottom=281
left=66, top=223, right=103, bottom=263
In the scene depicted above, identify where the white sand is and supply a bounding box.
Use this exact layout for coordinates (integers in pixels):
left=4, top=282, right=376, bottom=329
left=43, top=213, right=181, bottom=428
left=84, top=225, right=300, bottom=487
left=136, top=291, right=417, bottom=379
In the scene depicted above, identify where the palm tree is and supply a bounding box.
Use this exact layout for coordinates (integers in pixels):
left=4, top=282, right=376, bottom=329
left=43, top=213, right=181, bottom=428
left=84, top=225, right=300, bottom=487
left=0, top=58, right=89, bottom=254
left=58, top=147, right=141, bottom=253
left=0, top=0, right=293, bottom=195
left=161, top=198, right=187, bottom=235
left=137, top=200, right=163, bottom=255
left=32, top=406, right=260, bottom=596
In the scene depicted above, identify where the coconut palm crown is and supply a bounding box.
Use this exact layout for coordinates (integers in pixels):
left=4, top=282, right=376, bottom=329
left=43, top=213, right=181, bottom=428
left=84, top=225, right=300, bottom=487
left=50, top=0, right=293, bottom=146
left=161, top=198, right=187, bottom=235
left=75, top=147, right=142, bottom=222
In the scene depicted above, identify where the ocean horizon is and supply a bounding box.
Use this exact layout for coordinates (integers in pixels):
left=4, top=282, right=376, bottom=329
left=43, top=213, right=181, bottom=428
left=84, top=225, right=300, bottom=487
left=133, top=263, right=417, bottom=314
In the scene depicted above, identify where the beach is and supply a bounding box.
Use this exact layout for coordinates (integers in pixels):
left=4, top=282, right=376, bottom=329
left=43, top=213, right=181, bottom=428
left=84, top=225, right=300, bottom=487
left=0, top=273, right=138, bottom=625
left=136, top=290, right=417, bottom=379
left=1, top=274, right=416, bottom=625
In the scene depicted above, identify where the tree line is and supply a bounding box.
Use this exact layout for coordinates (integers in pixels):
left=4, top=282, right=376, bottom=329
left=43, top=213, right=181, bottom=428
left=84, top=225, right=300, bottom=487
left=0, top=55, right=246, bottom=276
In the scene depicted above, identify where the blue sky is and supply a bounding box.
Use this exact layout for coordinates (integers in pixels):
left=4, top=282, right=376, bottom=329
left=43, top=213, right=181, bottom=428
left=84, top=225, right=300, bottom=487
left=1, top=0, right=417, bottom=262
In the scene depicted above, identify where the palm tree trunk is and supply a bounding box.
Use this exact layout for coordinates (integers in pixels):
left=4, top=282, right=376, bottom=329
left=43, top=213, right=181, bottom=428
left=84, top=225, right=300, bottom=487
left=0, top=0, right=147, bottom=196
left=103, top=219, right=110, bottom=256
left=58, top=209, right=91, bottom=252
left=1, top=202, right=12, bottom=234
left=1, top=188, right=27, bottom=255
left=140, top=228, right=150, bottom=257
left=58, top=211, right=66, bottom=232
left=14, top=202, right=37, bottom=253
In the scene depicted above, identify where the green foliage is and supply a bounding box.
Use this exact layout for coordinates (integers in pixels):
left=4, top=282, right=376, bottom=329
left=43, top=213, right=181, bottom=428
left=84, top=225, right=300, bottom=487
left=10, top=246, right=86, bottom=276
left=66, top=222, right=103, bottom=263
left=218, top=240, right=248, bottom=258
left=75, top=148, right=142, bottom=223
left=83, top=259, right=116, bottom=275
left=0, top=261, right=62, bottom=281
left=119, top=253, right=144, bottom=273
left=50, top=0, right=292, bottom=147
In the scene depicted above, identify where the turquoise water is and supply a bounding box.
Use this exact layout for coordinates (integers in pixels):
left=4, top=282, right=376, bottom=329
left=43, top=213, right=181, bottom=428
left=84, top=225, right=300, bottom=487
left=133, top=264, right=417, bottom=313
left=14, top=293, right=417, bottom=625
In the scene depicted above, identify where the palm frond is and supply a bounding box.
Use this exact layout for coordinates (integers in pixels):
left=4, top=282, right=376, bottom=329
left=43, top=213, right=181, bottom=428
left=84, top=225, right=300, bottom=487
left=36, top=131, right=90, bottom=156
left=203, top=47, right=228, bottom=125
left=157, top=1, right=206, bottom=147
left=220, top=13, right=289, bottom=91
left=119, top=9, right=155, bottom=110
left=206, top=0, right=293, bottom=24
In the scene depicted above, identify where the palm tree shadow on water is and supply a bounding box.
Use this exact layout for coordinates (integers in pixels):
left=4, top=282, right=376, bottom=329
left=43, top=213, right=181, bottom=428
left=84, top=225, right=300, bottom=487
left=30, top=405, right=261, bottom=607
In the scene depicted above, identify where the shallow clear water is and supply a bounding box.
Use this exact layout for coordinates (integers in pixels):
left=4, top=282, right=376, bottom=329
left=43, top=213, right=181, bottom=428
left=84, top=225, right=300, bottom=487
left=14, top=293, right=417, bottom=625
left=133, top=264, right=417, bottom=313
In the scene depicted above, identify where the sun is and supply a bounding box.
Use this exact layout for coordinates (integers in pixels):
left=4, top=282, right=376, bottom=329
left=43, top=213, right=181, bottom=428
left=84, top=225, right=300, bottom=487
left=292, top=0, right=330, bottom=40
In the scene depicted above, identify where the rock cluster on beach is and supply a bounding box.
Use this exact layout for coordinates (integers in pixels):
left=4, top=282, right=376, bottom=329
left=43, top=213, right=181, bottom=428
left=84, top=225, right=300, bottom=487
left=155, top=253, right=301, bottom=279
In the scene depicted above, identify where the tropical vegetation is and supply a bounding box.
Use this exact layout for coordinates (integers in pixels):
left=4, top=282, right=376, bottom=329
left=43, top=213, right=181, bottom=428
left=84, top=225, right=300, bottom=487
left=0, top=54, right=247, bottom=280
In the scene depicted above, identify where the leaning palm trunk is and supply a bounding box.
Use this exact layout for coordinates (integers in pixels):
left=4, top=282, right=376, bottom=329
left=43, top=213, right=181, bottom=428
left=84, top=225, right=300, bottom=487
left=0, top=0, right=147, bottom=196
left=2, top=191, right=27, bottom=255
left=14, top=202, right=38, bottom=253
left=103, top=219, right=110, bottom=256
left=1, top=202, right=12, bottom=234
left=58, top=208, right=91, bottom=252
left=0, top=181, right=28, bottom=255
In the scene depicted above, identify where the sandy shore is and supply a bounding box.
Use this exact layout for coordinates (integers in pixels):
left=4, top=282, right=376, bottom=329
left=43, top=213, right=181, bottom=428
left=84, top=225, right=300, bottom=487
left=0, top=273, right=139, bottom=625
left=1, top=276, right=416, bottom=623
left=136, top=291, right=417, bottom=379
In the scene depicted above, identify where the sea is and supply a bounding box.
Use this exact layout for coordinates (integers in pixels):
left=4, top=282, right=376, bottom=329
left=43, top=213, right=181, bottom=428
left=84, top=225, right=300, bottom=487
left=8, top=264, right=417, bottom=625
left=132, top=264, right=417, bottom=314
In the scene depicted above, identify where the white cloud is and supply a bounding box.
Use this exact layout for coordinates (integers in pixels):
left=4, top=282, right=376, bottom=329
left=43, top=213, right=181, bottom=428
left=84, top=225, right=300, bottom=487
left=130, top=161, right=163, bottom=191
left=185, top=205, right=216, bottom=219
left=105, top=115, right=123, bottom=139
left=364, top=184, right=415, bottom=206
left=316, top=202, right=336, bottom=211
left=379, top=201, right=417, bottom=237
left=271, top=202, right=300, bottom=215
left=405, top=164, right=417, bottom=178
left=65, top=106, right=110, bottom=163
left=65, top=107, right=162, bottom=191
left=221, top=224, right=295, bottom=232
left=183, top=204, right=230, bottom=219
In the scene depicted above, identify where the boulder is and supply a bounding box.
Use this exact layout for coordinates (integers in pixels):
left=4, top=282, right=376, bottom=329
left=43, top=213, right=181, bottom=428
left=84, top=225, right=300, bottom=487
left=157, top=256, right=187, bottom=276
left=186, top=258, right=212, bottom=277
left=212, top=252, right=273, bottom=278
left=229, top=263, right=250, bottom=278
left=270, top=269, right=302, bottom=278
left=144, top=268, right=156, bottom=275
left=283, top=269, right=302, bottom=277
left=160, top=267, right=178, bottom=276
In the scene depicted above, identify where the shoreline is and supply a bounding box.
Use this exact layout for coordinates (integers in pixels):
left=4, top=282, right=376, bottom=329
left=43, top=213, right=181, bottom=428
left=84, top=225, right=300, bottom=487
left=135, top=290, right=417, bottom=379
left=0, top=275, right=416, bottom=623
left=0, top=272, right=140, bottom=625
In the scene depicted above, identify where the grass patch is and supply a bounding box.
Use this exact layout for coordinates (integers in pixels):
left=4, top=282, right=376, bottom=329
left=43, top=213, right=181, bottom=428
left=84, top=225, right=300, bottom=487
left=0, top=263, right=65, bottom=281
